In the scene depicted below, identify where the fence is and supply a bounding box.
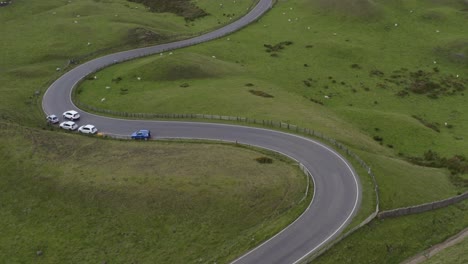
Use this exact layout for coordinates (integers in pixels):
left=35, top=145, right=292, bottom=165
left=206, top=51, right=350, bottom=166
left=378, top=191, right=468, bottom=219
left=87, top=109, right=382, bottom=264
left=77, top=101, right=380, bottom=206
left=298, top=163, right=311, bottom=203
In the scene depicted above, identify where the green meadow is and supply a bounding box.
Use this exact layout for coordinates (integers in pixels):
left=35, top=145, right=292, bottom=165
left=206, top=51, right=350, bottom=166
left=77, top=0, right=468, bottom=207
left=75, top=0, right=468, bottom=261
left=422, top=234, right=468, bottom=264
left=1, top=0, right=467, bottom=263
left=0, top=0, right=312, bottom=263
left=313, top=200, right=468, bottom=264
left=0, top=125, right=308, bottom=263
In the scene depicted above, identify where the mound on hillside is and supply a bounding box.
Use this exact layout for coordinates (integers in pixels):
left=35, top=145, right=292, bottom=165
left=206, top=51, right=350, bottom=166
left=434, top=39, right=468, bottom=66
left=130, top=53, right=244, bottom=81
left=312, top=0, right=381, bottom=19
left=126, top=27, right=168, bottom=45
left=128, top=0, right=208, bottom=21
left=429, top=0, right=468, bottom=9
left=421, top=10, right=447, bottom=21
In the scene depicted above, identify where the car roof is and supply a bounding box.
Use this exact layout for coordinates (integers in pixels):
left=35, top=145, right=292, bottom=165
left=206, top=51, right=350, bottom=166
left=63, top=121, right=75, bottom=124
left=48, top=114, right=57, bottom=118
left=83, top=124, right=95, bottom=128
left=66, top=110, right=78, bottom=114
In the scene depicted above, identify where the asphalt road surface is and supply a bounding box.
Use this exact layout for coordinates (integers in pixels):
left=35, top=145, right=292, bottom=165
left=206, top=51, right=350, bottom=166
left=42, top=0, right=361, bottom=263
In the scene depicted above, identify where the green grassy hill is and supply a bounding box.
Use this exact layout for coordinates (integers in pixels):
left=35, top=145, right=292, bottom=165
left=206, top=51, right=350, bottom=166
left=0, top=1, right=312, bottom=263
left=77, top=0, right=468, bottom=208
left=1, top=0, right=467, bottom=263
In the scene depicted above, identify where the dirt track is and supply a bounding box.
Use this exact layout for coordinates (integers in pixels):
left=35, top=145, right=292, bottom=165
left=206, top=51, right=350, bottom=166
left=401, top=227, right=468, bottom=264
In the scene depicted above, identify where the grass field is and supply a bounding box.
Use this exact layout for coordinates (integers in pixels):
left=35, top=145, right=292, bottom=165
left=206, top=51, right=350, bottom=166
left=77, top=0, right=468, bottom=208
left=0, top=0, right=311, bottom=263
left=0, top=124, right=309, bottom=263
left=0, top=0, right=255, bottom=125
left=312, top=200, right=468, bottom=264
left=73, top=0, right=467, bottom=261
left=422, top=235, right=468, bottom=264
left=1, top=0, right=467, bottom=263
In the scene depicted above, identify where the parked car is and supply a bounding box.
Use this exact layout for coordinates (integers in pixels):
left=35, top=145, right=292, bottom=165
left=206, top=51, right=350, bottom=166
left=46, top=114, right=59, bottom=124
left=131, top=129, right=151, bottom=140
left=63, top=110, right=80, bottom=120
left=59, top=121, right=78, bottom=131
left=78, top=124, right=98, bottom=134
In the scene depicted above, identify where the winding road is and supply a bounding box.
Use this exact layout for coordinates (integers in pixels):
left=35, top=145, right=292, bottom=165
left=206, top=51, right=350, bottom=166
left=42, top=0, right=361, bottom=263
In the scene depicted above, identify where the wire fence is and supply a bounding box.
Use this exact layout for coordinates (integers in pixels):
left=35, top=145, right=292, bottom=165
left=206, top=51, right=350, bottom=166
left=52, top=101, right=383, bottom=262
left=75, top=102, right=468, bottom=262
left=76, top=100, right=381, bottom=213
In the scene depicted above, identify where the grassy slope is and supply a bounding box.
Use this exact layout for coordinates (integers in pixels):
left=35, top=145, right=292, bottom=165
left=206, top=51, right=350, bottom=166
left=75, top=1, right=468, bottom=261
left=313, top=200, right=468, bottom=264
left=0, top=0, right=255, bottom=125
left=0, top=0, right=309, bottom=263
left=1, top=0, right=466, bottom=262
left=77, top=0, right=468, bottom=209
left=422, top=235, right=468, bottom=264
left=0, top=125, right=308, bottom=263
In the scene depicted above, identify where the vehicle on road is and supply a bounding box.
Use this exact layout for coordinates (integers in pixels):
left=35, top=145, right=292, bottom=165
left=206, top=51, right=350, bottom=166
left=78, top=124, right=98, bottom=134
left=63, top=110, right=80, bottom=120
left=59, top=121, right=78, bottom=131
left=131, top=129, right=151, bottom=140
left=46, top=114, right=59, bottom=124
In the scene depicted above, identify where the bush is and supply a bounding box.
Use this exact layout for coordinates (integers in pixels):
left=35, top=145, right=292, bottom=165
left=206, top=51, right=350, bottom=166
left=370, top=69, right=384, bottom=77
left=249, top=90, right=274, bottom=98
left=255, top=157, right=273, bottom=164
left=128, top=0, right=208, bottom=21
left=373, top=135, right=383, bottom=142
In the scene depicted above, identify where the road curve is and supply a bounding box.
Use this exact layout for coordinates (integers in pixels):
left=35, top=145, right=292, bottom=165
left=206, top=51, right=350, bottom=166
left=42, top=0, right=361, bottom=263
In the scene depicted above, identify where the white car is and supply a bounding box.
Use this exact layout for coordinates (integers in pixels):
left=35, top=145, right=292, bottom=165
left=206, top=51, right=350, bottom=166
left=46, top=114, right=59, bottom=124
left=59, top=121, right=78, bottom=131
left=78, top=124, right=98, bottom=134
left=63, top=110, right=80, bottom=120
